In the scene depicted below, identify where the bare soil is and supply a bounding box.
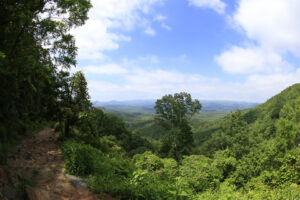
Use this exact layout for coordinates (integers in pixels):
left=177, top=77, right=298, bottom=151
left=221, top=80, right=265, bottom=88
left=0, top=127, right=103, bottom=200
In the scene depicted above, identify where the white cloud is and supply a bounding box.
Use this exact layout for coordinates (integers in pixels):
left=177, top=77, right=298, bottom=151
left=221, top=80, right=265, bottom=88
left=144, top=26, right=156, bottom=36
left=125, top=69, right=186, bottom=84
left=187, top=0, right=226, bottom=14
left=236, top=70, right=300, bottom=102
left=138, top=55, right=159, bottom=63
left=161, top=23, right=172, bottom=31
left=74, top=19, right=131, bottom=60
left=154, top=14, right=167, bottom=21
left=233, top=0, right=300, bottom=54
left=153, top=14, right=171, bottom=31
left=82, top=59, right=300, bottom=102
left=216, top=46, right=293, bottom=74
left=88, top=67, right=222, bottom=101
left=173, top=54, right=190, bottom=63
left=216, top=0, right=300, bottom=75
left=82, top=64, right=128, bottom=75
left=75, top=0, right=300, bottom=102
left=214, top=0, right=300, bottom=101
left=72, top=0, right=164, bottom=60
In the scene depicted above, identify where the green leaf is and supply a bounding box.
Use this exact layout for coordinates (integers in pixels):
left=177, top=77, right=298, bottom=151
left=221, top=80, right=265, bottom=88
left=0, top=51, right=5, bottom=58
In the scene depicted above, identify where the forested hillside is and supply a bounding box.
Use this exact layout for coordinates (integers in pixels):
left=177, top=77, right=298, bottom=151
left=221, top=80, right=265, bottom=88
left=96, top=100, right=258, bottom=141
left=1, top=1, right=300, bottom=200
left=60, top=84, right=300, bottom=199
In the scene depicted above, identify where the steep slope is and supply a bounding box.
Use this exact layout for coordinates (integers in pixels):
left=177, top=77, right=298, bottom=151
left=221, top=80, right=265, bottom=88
left=193, top=84, right=300, bottom=198
left=197, top=83, right=300, bottom=156
left=244, top=83, right=300, bottom=123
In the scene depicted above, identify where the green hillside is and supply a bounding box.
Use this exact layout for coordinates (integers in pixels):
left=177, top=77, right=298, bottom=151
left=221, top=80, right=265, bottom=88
left=197, top=84, right=300, bottom=153
left=191, top=83, right=300, bottom=198
left=101, top=100, right=257, bottom=140
left=244, top=83, right=300, bottom=123
left=104, top=107, right=228, bottom=140
left=60, top=84, right=300, bottom=199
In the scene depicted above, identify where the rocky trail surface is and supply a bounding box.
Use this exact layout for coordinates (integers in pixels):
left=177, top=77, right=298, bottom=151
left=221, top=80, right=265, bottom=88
left=0, top=127, right=105, bottom=200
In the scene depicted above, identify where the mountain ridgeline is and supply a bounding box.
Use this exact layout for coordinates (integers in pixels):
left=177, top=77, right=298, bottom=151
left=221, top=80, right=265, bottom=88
left=94, top=99, right=259, bottom=113
left=244, top=84, right=300, bottom=123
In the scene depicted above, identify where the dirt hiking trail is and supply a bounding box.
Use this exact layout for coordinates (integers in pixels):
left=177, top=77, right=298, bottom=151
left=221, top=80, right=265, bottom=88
left=0, top=127, right=107, bottom=200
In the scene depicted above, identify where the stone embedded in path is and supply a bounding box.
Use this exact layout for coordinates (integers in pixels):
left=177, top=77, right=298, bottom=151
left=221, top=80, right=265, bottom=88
left=26, top=187, right=50, bottom=200
left=0, top=186, right=17, bottom=200
left=66, top=174, right=89, bottom=189
left=1, top=128, right=100, bottom=200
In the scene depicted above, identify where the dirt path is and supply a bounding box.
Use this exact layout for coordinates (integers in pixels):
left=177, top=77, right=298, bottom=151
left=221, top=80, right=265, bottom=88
left=0, top=127, right=101, bottom=200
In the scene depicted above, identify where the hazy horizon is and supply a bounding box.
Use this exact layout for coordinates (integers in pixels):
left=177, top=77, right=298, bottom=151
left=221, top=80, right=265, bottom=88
left=93, top=98, right=261, bottom=104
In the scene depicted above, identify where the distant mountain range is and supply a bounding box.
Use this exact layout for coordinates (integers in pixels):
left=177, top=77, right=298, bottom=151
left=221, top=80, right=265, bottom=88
left=93, top=99, right=259, bottom=113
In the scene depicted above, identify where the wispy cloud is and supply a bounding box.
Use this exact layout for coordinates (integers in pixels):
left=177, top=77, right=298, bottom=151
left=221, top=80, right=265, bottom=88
left=154, top=14, right=172, bottom=31
left=82, top=64, right=128, bottom=75
left=144, top=26, right=156, bottom=36
left=154, top=14, right=167, bottom=21
left=72, top=0, right=165, bottom=60
left=215, top=46, right=293, bottom=74
left=80, top=58, right=300, bottom=102
left=173, top=54, right=190, bottom=63
left=233, top=0, right=300, bottom=53
left=86, top=66, right=222, bottom=101
left=138, top=55, right=160, bottom=63
left=187, top=0, right=226, bottom=14
left=213, top=0, right=300, bottom=100
left=73, top=0, right=300, bottom=102
left=161, top=23, right=172, bottom=31
left=217, top=0, right=300, bottom=75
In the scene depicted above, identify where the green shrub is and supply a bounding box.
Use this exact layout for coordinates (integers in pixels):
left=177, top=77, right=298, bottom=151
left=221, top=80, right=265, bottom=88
left=133, top=151, right=164, bottom=171
left=88, top=174, right=135, bottom=199
left=54, top=122, right=60, bottom=132
left=63, top=140, right=136, bottom=199
left=62, top=140, right=105, bottom=176
left=180, top=155, right=220, bottom=192
left=129, top=170, right=175, bottom=200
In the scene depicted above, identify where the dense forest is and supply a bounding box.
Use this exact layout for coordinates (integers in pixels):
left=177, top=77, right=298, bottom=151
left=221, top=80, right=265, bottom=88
left=95, top=100, right=258, bottom=141
left=1, top=0, right=300, bottom=199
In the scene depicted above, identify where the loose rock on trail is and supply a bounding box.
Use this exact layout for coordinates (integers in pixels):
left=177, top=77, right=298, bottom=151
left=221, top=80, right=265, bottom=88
left=0, top=127, right=101, bottom=200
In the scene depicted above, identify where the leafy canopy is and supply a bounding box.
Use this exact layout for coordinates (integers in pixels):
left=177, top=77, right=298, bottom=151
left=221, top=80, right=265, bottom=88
left=154, top=92, right=202, bottom=129
left=155, top=92, right=201, bottom=161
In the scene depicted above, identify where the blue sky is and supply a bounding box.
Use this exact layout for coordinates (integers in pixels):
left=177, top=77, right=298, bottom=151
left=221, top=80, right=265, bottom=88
left=72, top=0, right=300, bottom=103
